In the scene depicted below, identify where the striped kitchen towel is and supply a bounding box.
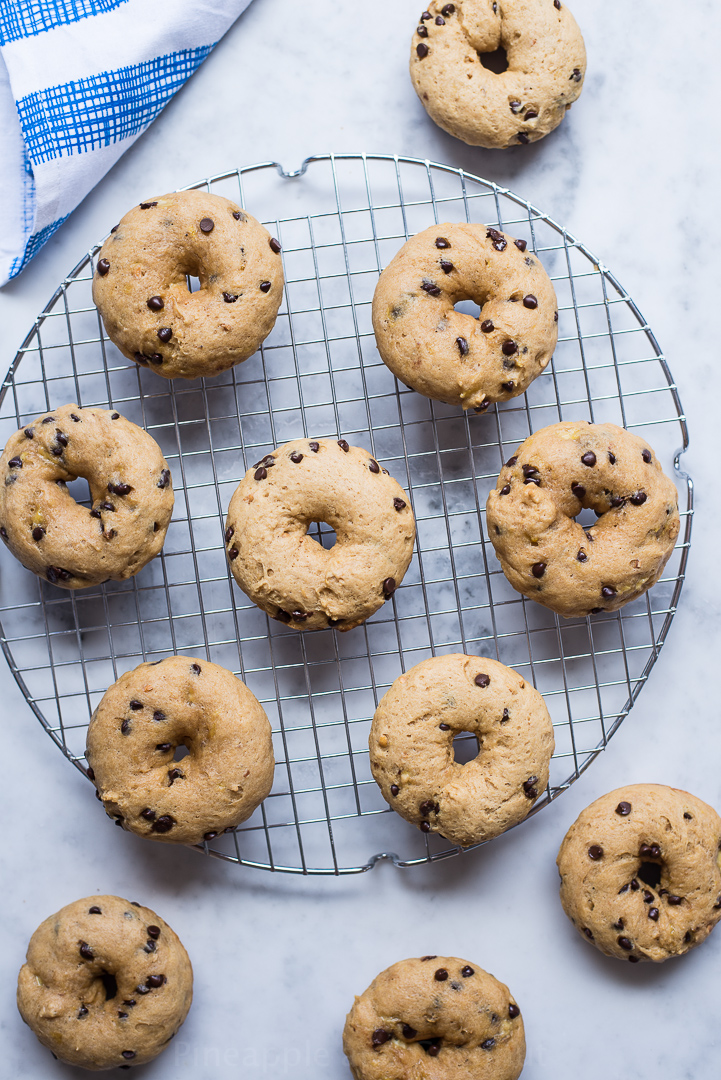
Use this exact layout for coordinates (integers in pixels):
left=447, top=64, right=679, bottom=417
left=0, top=0, right=256, bottom=286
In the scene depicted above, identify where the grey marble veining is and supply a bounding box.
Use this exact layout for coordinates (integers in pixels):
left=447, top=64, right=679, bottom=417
left=0, top=1, right=719, bottom=1076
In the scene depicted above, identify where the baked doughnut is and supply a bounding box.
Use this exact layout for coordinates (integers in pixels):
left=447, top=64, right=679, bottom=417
left=224, top=438, right=416, bottom=632
left=485, top=421, right=680, bottom=617
left=557, top=785, right=721, bottom=963
left=343, top=956, right=525, bottom=1080
left=86, top=655, right=274, bottom=845
left=0, top=403, right=173, bottom=589
left=411, top=0, right=586, bottom=149
left=372, top=223, right=557, bottom=411
left=92, top=189, right=284, bottom=380
left=369, top=654, right=554, bottom=847
left=17, top=894, right=192, bottom=1070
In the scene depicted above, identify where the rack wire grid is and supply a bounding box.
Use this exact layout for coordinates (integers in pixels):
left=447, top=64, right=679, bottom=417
left=0, top=154, right=692, bottom=875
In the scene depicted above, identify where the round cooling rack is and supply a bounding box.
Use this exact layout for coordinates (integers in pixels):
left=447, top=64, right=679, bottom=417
left=0, top=154, right=692, bottom=875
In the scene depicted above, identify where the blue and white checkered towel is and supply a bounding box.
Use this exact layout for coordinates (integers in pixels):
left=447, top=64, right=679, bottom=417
left=0, top=0, right=255, bottom=286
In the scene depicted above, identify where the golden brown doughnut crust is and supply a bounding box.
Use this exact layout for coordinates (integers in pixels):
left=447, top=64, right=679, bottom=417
left=369, top=654, right=554, bottom=847
left=86, top=655, right=274, bottom=845
left=557, top=785, right=721, bottom=963
left=485, top=421, right=680, bottom=617
left=0, top=403, right=173, bottom=589
left=17, top=895, right=192, bottom=1071
left=372, top=223, right=557, bottom=411
left=343, top=956, right=525, bottom=1080
left=225, top=438, right=416, bottom=632
left=411, top=0, right=586, bottom=149
left=92, top=190, right=284, bottom=380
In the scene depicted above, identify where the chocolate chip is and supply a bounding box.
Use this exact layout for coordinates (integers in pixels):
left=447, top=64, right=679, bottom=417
left=648, top=907, right=660, bottom=921
left=259, top=280, right=272, bottom=293
left=631, top=879, right=640, bottom=891
left=630, top=491, right=647, bottom=505
left=588, top=845, right=604, bottom=860
left=642, top=449, right=652, bottom=463
left=8, top=457, right=22, bottom=468
left=581, top=452, right=597, bottom=466
left=510, top=100, right=522, bottom=113
left=440, top=259, right=454, bottom=273
left=481, top=319, right=494, bottom=333
left=617, top=936, right=633, bottom=951
left=254, top=467, right=267, bottom=481
left=147, top=974, right=165, bottom=988
left=147, top=296, right=164, bottom=311
left=502, top=340, right=518, bottom=356
left=416, top=42, right=429, bottom=57
left=147, top=926, right=161, bottom=939
left=23, top=428, right=34, bottom=439
left=79, top=942, right=94, bottom=960
left=514, top=239, right=528, bottom=254
left=474, top=673, right=490, bottom=688
left=639, top=842, right=661, bottom=858
left=613, top=919, right=624, bottom=930
left=531, top=562, right=546, bottom=579
left=434, top=968, right=448, bottom=981
left=108, top=482, right=132, bottom=496
left=421, top=279, right=441, bottom=296
left=267, top=237, right=282, bottom=255
left=42, top=416, right=55, bottom=424
left=435, top=237, right=450, bottom=249
left=382, top=577, right=396, bottom=598
left=393, top=497, right=406, bottom=511
left=372, top=1029, right=390, bottom=1047
left=523, top=294, right=538, bottom=309
left=97, top=259, right=110, bottom=276
left=168, top=768, right=183, bottom=784
left=157, top=327, right=172, bottom=343
left=151, top=815, right=175, bottom=833
left=582, top=927, right=594, bottom=939
left=665, top=894, right=682, bottom=906
left=554, top=0, right=561, bottom=7
left=441, top=3, right=455, bottom=13
left=601, top=586, right=617, bottom=599
left=523, top=776, right=539, bottom=798
left=156, top=744, right=171, bottom=754
left=523, top=464, right=538, bottom=478
left=86, top=766, right=96, bottom=783
left=525, top=111, right=539, bottom=120
left=616, top=801, right=632, bottom=816
left=576, top=549, right=588, bottom=562
left=121, top=718, right=132, bottom=735
left=482, top=1038, right=496, bottom=1050
left=369, top=459, right=380, bottom=473
left=402, top=1023, right=417, bottom=1039
left=228, top=546, right=239, bottom=560
left=421, top=10, right=432, bottom=18
left=118, top=1011, right=128, bottom=1019
left=684, top=930, right=693, bottom=942
left=425, top=1041, right=441, bottom=1057
left=420, top=821, right=431, bottom=832
left=474, top=401, right=490, bottom=413
left=121, top=1051, right=136, bottom=1060
left=390, top=784, right=399, bottom=796
left=223, top=292, right=239, bottom=303
left=135, top=983, right=150, bottom=995
left=643, top=890, right=654, bottom=904
left=517, top=132, right=530, bottom=144
left=417, top=23, right=428, bottom=36
left=610, top=496, right=625, bottom=508
left=144, top=939, right=156, bottom=953
left=232, top=211, right=243, bottom=220
left=31, top=526, right=46, bottom=541
left=500, top=484, right=511, bottom=495
left=452, top=336, right=470, bottom=359
left=683, top=812, right=692, bottom=820
left=571, top=68, right=582, bottom=81
left=140, top=202, right=158, bottom=209
left=153, top=710, right=166, bottom=722
left=150, top=354, right=163, bottom=364
left=140, top=808, right=156, bottom=820
left=337, top=439, right=350, bottom=452
left=309, top=441, right=320, bottom=452
left=199, top=218, right=214, bottom=233
left=486, top=228, right=507, bottom=252
left=420, top=955, right=437, bottom=961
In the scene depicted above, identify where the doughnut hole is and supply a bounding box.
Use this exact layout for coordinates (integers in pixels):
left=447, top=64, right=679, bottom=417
left=172, top=744, right=190, bottom=762
left=637, top=861, right=663, bottom=890
left=479, top=47, right=509, bottom=74
left=454, top=299, right=482, bottom=319
left=65, top=476, right=92, bottom=508
left=307, top=520, right=337, bottom=550
left=101, top=973, right=118, bottom=1000
left=186, top=274, right=201, bottom=294
left=453, top=731, right=481, bottom=765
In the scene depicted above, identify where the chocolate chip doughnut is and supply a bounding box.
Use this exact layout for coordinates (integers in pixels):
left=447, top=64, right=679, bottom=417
left=17, top=894, right=192, bottom=1070
left=92, top=190, right=284, bottom=380
left=557, top=785, right=721, bottom=963
left=0, top=403, right=173, bottom=589
left=372, top=223, right=557, bottom=411
left=485, top=421, right=680, bottom=617
left=224, top=438, right=416, bottom=632
left=411, top=1, right=586, bottom=149
left=369, top=654, right=554, bottom=847
left=86, top=655, right=274, bottom=845
left=343, top=956, right=525, bottom=1080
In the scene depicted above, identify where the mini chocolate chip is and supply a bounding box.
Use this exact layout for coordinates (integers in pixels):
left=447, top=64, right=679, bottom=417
left=77, top=1005, right=89, bottom=1018
left=683, top=812, right=693, bottom=820
left=223, top=292, right=239, bottom=303
left=417, top=23, right=428, bottom=36
left=393, top=497, right=406, bottom=511
left=616, top=801, right=632, bottom=816
left=434, top=968, right=448, bottom=981
left=147, top=974, right=165, bottom=988
left=372, top=1029, right=390, bottom=1047
left=228, top=546, right=239, bottom=560
left=122, top=1051, right=136, bottom=1060
left=583, top=927, right=594, bottom=939
left=382, top=577, right=396, bottom=598
left=590, top=607, right=603, bottom=614
left=420, top=955, right=437, bottom=961
left=390, top=784, right=399, bottom=796
left=435, top=237, right=450, bottom=249
left=8, top=457, right=22, bottom=468
left=135, top=984, right=150, bottom=995
left=456, top=336, right=469, bottom=357
left=523, top=294, right=538, bottom=308
left=147, top=296, right=164, bottom=311
left=554, top=0, right=561, bottom=7
left=601, top=586, right=617, bottom=599
left=150, top=354, right=163, bottom=364
left=97, top=259, right=110, bottom=276
left=439, top=259, right=454, bottom=273
left=572, top=68, right=582, bottom=81
left=156, top=743, right=171, bottom=753
left=369, top=459, right=380, bottom=473
left=254, top=467, right=267, bottom=480
left=417, top=42, right=429, bottom=57
left=523, top=776, right=539, bottom=797
left=525, top=111, right=539, bottom=120
left=613, top=919, right=624, bottom=930
left=118, top=1011, right=128, bottom=1019
left=441, top=2, right=455, bottom=12
left=617, top=937, right=633, bottom=951
left=121, top=718, right=131, bottom=735
left=144, top=940, right=156, bottom=953
left=500, top=484, right=511, bottom=495
left=232, top=211, right=243, bottom=220
left=510, top=100, right=522, bottom=113
left=474, top=673, right=490, bottom=688
left=581, top=451, right=597, bottom=466
left=147, top=926, right=161, bottom=939
left=24, top=428, right=34, bottom=439
left=337, top=439, right=350, bottom=452
left=140, top=808, right=156, bottom=820
left=610, top=496, right=625, bottom=508
left=523, top=465, right=538, bottom=478
left=502, top=340, right=518, bottom=356
left=576, top=549, right=588, bottom=563
left=518, top=132, right=530, bottom=144
left=504, top=456, right=518, bottom=468
left=486, top=228, right=507, bottom=252
left=531, top=562, right=546, bottom=579
left=515, top=239, right=528, bottom=252
left=157, top=327, right=172, bottom=343
left=648, top=907, right=660, bottom=921
left=421, top=279, right=441, bottom=296
left=402, top=1023, right=417, bottom=1039
left=199, top=218, right=214, bottom=233
left=588, top=845, right=604, bottom=860
left=140, top=202, right=158, bottom=209
left=224, top=527, right=235, bottom=544
left=425, top=1041, right=441, bottom=1057
left=631, top=879, right=640, bottom=891
left=86, top=767, right=95, bottom=781
left=88, top=906, right=102, bottom=915
left=79, top=942, right=94, bottom=960
left=269, top=237, right=282, bottom=254
left=554, top=310, right=558, bottom=321
left=129, top=700, right=143, bottom=711
left=481, top=319, right=494, bottom=333
left=151, top=815, right=175, bottom=833
left=109, top=482, right=132, bottom=496
left=32, top=526, right=45, bottom=541
left=153, top=710, right=166, bottom=722
left=191, top=663, right=201, bottom=675
left=309, top=441, right=320, bottom=452
left=643, top=890, right=653, bottom=904
left=259, top=280, right=272, bottom=292
left=642, top=449, right=652, bottom=463
left=420, top=821, right=431, bottom=832
left=474, top=402, right=490, bottom=412
left=482, top=1038, right=496, bottom=1050
left=168, top=768, right=183, bottom=783
left=630, top=491, right=648, bottom=505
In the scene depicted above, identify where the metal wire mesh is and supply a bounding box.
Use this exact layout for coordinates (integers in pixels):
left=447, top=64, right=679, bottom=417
left=0, top=154, right=692, bottom=874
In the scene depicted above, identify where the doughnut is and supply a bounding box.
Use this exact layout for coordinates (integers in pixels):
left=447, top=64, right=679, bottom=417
left=224, top=438, right=416, bottom=632
left=557, top=785, right=721, bottom=963
left=85, top=655, right=274, bottom=845
left=17, top=894, right=192, bottom=1070
left=343, top=955, right=525, bottom=1080
left=92, top=189, right=284, bottom=380
left=0, top=403, right=173, bottom=589
left=410, top=0, right=586, bottom=149
left=372, top=223, right=558, bottom=411
left=485, top=421, right=680, bottom=617
left=369, top=654, right=554, bottom=847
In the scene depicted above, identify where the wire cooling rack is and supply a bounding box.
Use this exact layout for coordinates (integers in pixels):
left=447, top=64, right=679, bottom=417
left=0, top=155, right=691, bottom=875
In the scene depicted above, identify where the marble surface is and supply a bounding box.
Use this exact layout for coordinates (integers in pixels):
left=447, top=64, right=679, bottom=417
left=1, top=1, right=720, bottom=1076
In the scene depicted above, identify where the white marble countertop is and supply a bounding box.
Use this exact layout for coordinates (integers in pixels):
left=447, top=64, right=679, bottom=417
left=1, top=1, right=720, bottom=1076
